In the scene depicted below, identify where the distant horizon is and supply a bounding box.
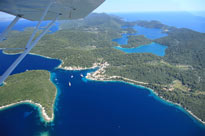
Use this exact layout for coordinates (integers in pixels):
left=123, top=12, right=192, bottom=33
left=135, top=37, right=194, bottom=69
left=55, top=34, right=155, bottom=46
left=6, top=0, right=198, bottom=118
left=95, top=0, right=205, bottom=12
left=1, top=10, right=205, bottom=21
left=1, top=0, right=205, bottom=20
left=95, top=10, right=205, bottom=13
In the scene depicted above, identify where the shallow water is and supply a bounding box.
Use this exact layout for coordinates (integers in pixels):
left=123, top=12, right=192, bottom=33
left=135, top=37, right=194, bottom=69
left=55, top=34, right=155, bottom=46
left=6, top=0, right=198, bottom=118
left=114, top=42, right=167, bottom=56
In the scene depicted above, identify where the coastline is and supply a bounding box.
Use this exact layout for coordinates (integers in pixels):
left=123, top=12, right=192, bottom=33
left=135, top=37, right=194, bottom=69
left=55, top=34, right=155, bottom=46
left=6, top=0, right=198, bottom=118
left=0, top=49, right=204, bottom=126
left=58, top=61, right=101, bottom=71
left=0, top=68, right=58, bottom=123
left=0, top=100, right=54, bottom=122
left=82, top=62, right=205, bottom=125
left=0, top=51, right=59, bottom=123
left=0, top=49, right=24, bottom=55
left=158, top=94, right=205, bottom=125
left=0, top=49, right=58, bottom=60
left=87, top=76, right=205, bottom=125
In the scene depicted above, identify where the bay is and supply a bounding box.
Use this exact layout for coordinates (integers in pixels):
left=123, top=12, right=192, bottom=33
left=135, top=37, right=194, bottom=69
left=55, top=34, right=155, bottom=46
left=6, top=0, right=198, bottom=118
left=0, top=50, right=204, bottom=136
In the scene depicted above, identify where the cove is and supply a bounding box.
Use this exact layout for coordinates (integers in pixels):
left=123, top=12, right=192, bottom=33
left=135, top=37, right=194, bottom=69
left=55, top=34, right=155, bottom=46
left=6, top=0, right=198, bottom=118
left=50, top=69, right=205, bottom=136
left=112, top=33, right=129, bottom=45
left=0, top=50, right=61, bottom=75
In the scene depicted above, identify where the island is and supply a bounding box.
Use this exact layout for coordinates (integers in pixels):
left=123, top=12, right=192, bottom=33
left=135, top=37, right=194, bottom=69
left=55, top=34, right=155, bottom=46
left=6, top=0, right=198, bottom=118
left=0, top=13, right=204, bottom=124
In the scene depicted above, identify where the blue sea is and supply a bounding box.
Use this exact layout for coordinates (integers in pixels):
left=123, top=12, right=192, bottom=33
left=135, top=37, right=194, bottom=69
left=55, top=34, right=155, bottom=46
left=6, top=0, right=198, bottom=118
left=112, top=11, right=205, bottom=33
left=0, top=12, right=205, bottom=136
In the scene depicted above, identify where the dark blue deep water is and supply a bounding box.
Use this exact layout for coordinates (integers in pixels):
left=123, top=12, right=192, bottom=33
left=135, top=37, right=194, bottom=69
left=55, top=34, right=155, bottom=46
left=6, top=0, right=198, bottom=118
left=0, top=12, right=205, bottom=136
left=50, top=69, right=205, bottom=136
left=0, top=50, right=61, bottom=75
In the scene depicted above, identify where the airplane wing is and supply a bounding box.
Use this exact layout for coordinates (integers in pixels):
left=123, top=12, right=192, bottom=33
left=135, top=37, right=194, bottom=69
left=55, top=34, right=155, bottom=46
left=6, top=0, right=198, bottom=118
left=0, top=0, right=105, bottom=85
left=0, top=0, right=105, bottom=21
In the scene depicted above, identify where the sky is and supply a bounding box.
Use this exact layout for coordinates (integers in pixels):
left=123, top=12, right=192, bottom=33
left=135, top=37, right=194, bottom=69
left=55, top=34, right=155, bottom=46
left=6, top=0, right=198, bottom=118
left=95, top=0, right=205, bottom=13
left=0, top=0, right=205, bottom=21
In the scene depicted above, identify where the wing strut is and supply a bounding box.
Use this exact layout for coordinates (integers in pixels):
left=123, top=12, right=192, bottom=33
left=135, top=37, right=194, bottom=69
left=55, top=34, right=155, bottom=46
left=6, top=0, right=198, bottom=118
left=0, top=1, right=61, bottom=85
left=0, top=16, right=20, bottom=42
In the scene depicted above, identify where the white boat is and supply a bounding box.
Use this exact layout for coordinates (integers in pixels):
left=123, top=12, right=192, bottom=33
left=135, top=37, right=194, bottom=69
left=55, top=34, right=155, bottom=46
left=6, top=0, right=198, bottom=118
left=69, top=82, right=71, bottom=87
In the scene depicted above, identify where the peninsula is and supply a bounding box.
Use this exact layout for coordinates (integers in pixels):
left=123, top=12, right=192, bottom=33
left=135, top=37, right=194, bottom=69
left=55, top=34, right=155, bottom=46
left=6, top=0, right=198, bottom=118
left=0, top=70, right=56, bottom=122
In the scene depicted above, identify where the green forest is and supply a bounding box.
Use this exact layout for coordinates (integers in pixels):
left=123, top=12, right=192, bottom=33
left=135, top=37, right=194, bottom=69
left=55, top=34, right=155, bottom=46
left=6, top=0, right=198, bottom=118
left=0, top=70, right=56, bottom=119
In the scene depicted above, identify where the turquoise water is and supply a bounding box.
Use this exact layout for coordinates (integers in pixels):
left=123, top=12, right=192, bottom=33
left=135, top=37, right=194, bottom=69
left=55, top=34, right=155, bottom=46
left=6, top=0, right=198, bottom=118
left=113, top=21, right=168, bottom=56
left=114, top=42, right=167, bottom=56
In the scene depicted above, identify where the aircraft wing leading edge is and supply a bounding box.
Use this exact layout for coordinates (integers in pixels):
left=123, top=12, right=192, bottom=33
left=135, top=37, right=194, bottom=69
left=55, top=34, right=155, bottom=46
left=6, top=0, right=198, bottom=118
left=0, top=0, right=105, bottom=21
left=0, top=0, right=105, bottom=85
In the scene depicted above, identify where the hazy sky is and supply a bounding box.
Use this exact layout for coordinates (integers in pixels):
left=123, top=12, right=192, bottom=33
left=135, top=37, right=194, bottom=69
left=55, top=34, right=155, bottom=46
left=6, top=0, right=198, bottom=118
left=0, top=0, right=205, bottom=20
left=95, top=0, right=205, bottom=13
